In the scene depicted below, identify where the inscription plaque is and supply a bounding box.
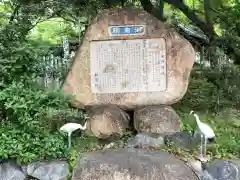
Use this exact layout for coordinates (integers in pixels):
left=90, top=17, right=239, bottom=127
left=108, top=25, right=146, bottom=36
left=90, top=38, right=167, bottom=93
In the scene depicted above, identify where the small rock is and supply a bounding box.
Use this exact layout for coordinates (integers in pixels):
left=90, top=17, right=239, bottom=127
left=72, top=148, right=199, bottom=180
left=228, top=159, right=240, bottom=166
left=0, top=162, right=26, bottom=180
left=199, top=171, right=215, bottom=180
left=102, top=142, right=116, bottom=150
left=134, top=105, right=181, bottom=133
left=164, top=131, right=200, bottom=149
left=187, top=159, right=240, bottom=180
left=186, top=159, right=212, bottom=180
left=22, top=160, right=69, bottom=180
left=203, top=159, right=240, bottom=180
left=102, top=141, right=125, bottom=150
left=187, top=159, right=203, bottom=173
left=126, top=132, right=164, bottom=148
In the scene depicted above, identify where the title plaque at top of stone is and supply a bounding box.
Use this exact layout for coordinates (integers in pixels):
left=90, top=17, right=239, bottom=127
left=108, top=25, right=146, bottom=36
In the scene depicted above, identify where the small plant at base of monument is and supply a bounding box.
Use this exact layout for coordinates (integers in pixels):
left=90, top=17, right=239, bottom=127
left=66, top=136, right=101, bottom=179
left=163, top=141, right=199, bottom=162
left=67, top=149, right=78, bottom=180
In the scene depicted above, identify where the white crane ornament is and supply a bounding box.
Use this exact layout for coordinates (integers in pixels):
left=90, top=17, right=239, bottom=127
left=59, top=122, right=87, bottom=148
left=189, top=110, right=215, bottom=161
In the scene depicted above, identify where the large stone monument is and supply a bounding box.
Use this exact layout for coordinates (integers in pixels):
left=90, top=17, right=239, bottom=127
left=62, top=8, right=195, bottom=110
left=62, top=8, right=195, bottom=136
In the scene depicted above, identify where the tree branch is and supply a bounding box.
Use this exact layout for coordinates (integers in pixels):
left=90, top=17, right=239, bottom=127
left=105, top=0, right=111, bottom=8
left=163, top=0, right=215, bottom=37
left=61, top=16, right=76, bottom=24
left=9, top=4, right=21, bottom=23
left=203, top=0, right=214, bottom=39
left=140, top=0, right=165, bottom=21
left=120, top=0, right=125, bottom=7
left=156, top=0, right=165, bottom=21
left=140, top=0, right=155, bottom=15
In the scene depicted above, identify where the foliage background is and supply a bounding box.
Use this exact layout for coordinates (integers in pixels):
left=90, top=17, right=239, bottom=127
left=0, top=0, right=239, bottom=166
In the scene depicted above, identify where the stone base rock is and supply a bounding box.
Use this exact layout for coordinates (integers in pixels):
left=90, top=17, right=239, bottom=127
left=185, top=159, right=240, bottom=180
left=0, top=162, right=26, bottom=180
left=85, top=105, right=130, bottom=139
left=72, top=148, right=199, bottom=180
left=126, top=132, right=165, bottom=148
left=22, top=160, right=69, bottom=180
left=164, top=131, right=201, bottom=149
left=134, top=105, right=180, bottom=133
left=186, top=159, right=203, bottom=174
left=203, top=159, right=240, bottom=180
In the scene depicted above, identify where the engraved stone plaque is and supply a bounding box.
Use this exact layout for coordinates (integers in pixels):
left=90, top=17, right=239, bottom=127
left=90, top=38, right=167, bottom=93
left=108, top=25, right=146, bottom=36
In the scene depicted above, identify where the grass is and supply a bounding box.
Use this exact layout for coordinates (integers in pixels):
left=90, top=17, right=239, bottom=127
left=66, top=110, right=240, bottom=159
left=66, top=135, right=100, bottom=179
left=65, top=109, right=240, bottom=179
left=178, top=110, right=240, bottom=159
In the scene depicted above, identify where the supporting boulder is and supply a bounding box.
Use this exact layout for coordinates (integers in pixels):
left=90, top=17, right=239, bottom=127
left=134, top=105, right=181, bottom=133
left=71, top=148, right=199, bottom=180
left=85, top=105, right=130, bottom=139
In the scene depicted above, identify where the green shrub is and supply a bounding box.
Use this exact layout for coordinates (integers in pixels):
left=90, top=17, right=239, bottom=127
left=174, top=66, right=239, bottom=113
left=0, top=122, right=67, bottom=164
left=174, top=77, right=219, bottom=112
left=0, top=22, right=87, bottom=164
left=0, top=81, right=85, bottom=164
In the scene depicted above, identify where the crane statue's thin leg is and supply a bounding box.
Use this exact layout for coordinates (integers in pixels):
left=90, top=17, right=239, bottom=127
left=204, top=137, right=207, bottom=158
left=200, top=134, right=203, bottom=159
left=68, top=132, right=71, bottom=149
